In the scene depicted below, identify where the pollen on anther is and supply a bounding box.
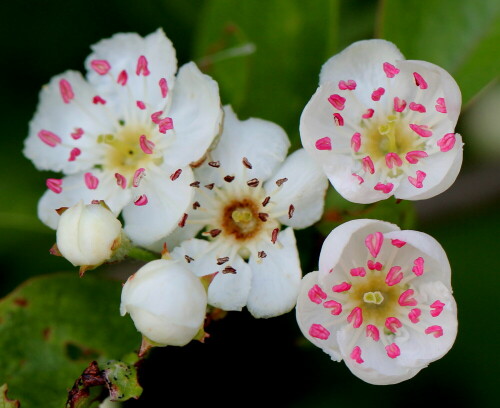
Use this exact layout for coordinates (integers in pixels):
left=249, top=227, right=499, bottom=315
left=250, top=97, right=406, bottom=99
left=362, top=109, right=374, bottom=119
left=115, top=173, right=127, bottom=189
left=178, top=213, right=188, bottom=228
left=71, top=128, right=84, bottom=140
left=288, top=204, right=295, bottom=219
left=222, top=266, right=236, bottom=274
left=371, top=87, right=385, bottom=101
left=159, top=78, right=168, bottom=98
left=271, top=228, right=279, bottom=244
left=413, top=72, right=428, bottom=89
left=84, top=172, right=99, bottom=190
left=224, top=175, right=235, bottom=183
left=276, top=178, right=288, bottom=187
left=309, top=324, right=330, bottom=340
left=92, top=96, right=106, bottom=105
left=242, top=157, right=252, bottom=169
left=136, top=55, right=150, bottom=76
left=328, top=94, right=346, bottom=110
left=333, top=282, right=352, bottom=293
left=47, top=178, right=63, bottom=194
left=90, top=59, right=111, bottom=75
left=117, top=70, right=128, bottom=86
left=134, top=195, right=148, bottom=206
left=315, top=137, right=331, bottom=151
left=38, top=130, right=61, bottom=147
left=247, top=178, right=259, bottom=188
left=136, top=100, right=146, bottom=110
left=262, top=196, right=271, bottom=207
left=170, top=169, right=182, bottom=181
left=208, top=161, right=220, bottom=168
left=68, top=148, right=81, bottom=162
left=333, top=113, right=344, bottom=126
left=217, top=257, right=229, bottom=265
left=308, top=285, right=327, bottom=304
left=59, top=79, right=74, bottom=104
left=258, top=212, right=269, bottom=222
left=139, top=134, right=155, bottom=154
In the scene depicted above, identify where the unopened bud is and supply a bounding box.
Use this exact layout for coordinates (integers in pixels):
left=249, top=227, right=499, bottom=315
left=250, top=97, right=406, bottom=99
left=120, top=259, right=208, bottom=347
left=56, top=201, right=122, bottom=269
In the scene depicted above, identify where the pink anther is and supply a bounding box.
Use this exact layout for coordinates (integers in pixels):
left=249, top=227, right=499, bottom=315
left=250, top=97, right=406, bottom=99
left=46, top=178, right=63, bottom=194
left=391, top=239, right=406, bottom=248
left=84, top=172, right=99, bottom=190
left=117, top=70, right=128, bottom=86
left=136, top=55, right=150, bottom=76
left=408, top=170, right=426, bottom=188
left=68, top=148, right=81, bottom=162
left=333, top=113, right=344, bottom=126
left=71, top=128, right=84, bottom=140
left=399, top=289, right=418, bottom=307
left=136, top=100, right=146, bottom=110
left=425, top=325, right=443, bottom=338
left=328, top=94, right=346, bottom=110
left=115, top=173, right=127, bottom=189
left=371, top=87, right=385, bottom=101
left=383, top=62, right=400, bottom=78
left=350, top=346, right=364, bottom=364
left=159, top=78, right=169, bottom=98
left=139, top=135, right=155, bottom=154
left=323, top=300, right=342, bottom=315
left=59, top=79, right=74, bottom=104
left=38, top=130, right=61, bottom=147
left=352, top=173, right=364, bottom=184
left=437, top=133, right=456, bottom=152
left=412, top=257, right=424, bottom=276
left=374, top=182, right=394, bottom=194
left=409, top=124, right=432, bottom=137
left=405, top=150, right=428, bottom=164
left=365, top=231, right=383, bottom=258
left=413, top=72, right=428, bottom=89
left=159, top=117, right=174, bottom=134
left=430, top=300, right=445, bottom=317
left=333, top=282, right=352, bottom=293
left=351, top=132, right=361, bottom=152
left=90, top=59, right=111, bottom=75
left=133, top=168, right=146, bottom=187
left=362, top=108, right=374, bottom=119
left=315, top=137, right=332, bottom=151
left=338, top=80, right=356, bottom=90
left=408, top=308, right=421, bottom=323
left=350, top=267, right=366, bottom=277
left=435, top=97, right=447, bottom=113
left=409, top=102, right=426, bottom=113
left=367, top=260, right=382, bottom=271
left=308, top=284, right=327, bottom=304
left=393, top=97, right=407, bottom=112
left=366, top=324, right=380, bottom=341
left=347, top=307, right=363, bottom=328
left=362, top=156, right=375, bottom=174
left=385, top=266, right=403, bottom=286
left=134, top=194, right=148, bottom=206
left=385, top=343, right=401, bottom=358
left=385, top=152, right=403, bottom=169
left=385, top=317, right=403, bottom=333
left=93, top=96, right=106, bottom=105
left=309, top=323, right=330, bottom=340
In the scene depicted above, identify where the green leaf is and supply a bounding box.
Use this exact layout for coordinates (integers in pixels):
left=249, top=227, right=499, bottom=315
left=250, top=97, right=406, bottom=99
left=194, top=0, right=340, bottom=146
left=0, top=385, right=19, bottom=408
left=378, top=0, right=500, bottom=105
left=103, top=360, right=142, bottom=402
left=0, top=273, right=141, bottom=407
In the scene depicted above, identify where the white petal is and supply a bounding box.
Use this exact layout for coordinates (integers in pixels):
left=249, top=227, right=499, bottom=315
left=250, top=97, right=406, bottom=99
left=85, top=29, right=177, bottom=114
left=264, top=149, right=328, bottom=229
left=246, top=227, right=302, bottom=318
left=383, top=230, right=452, bottom=287
left=162, top=62, right=223, bottom=168
left=123, top=164, right=194, bottom=247
left=202, top=105, right=290, bottom=186
left=320, top=39, right=404, bottom=98
left=38, top=170, right=131, bottom=229
left=295, top=271, right=342, bottom=361
left=318, top=219, right=399, bottom=281
left=171, top=238, right=251, bottom=311
left=24, top=71, right=111, bottom=174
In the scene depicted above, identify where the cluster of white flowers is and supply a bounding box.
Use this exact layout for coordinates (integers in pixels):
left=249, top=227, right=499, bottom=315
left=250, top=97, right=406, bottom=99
left=25, top=31, right=462, bottom=385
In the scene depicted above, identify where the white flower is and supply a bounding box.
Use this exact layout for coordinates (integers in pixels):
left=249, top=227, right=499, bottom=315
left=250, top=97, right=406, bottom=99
left=296, top=219, right=457, bottom=385
left=56, top=200, right=122, bottom=269
left=120, top=259, right=207, bottom=347
left=300, top=39, right=463, bottom=203
left=155, top=106, right=328, bottom=318
left=24, top=29, right=223, bottom=246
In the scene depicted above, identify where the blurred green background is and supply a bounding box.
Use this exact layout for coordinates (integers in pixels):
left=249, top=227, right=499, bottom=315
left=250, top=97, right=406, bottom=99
left=0, top=0, right=499, bottom=406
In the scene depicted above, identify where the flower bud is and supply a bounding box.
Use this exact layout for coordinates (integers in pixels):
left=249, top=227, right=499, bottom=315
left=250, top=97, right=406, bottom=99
left=120, top=259, right=208, bottom=347
left=56, top=201, right=122, bottom=269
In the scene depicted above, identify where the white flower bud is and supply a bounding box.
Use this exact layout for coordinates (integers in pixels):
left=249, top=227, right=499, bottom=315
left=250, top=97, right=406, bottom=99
left=120, top=259, right=208, bottom=347
left=56, top=201, right=122, bottom=268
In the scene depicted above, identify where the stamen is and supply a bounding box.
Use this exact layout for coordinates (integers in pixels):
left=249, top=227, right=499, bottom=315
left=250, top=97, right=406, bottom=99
left=338, top=80, right=356, bottom=90
left=136, top=55, right=150, bottom=76
left=350, top=267, right=366, bottom=277
left=328, top=94, right=346, bottom=110
left=38, top=130, right=61, bottom=147
left=90, top=59, right=111, bottom=75
left=362, top=156, right=375, bottom=174
left=362, top=109, right=374, bottom=119
left=408, top=170, right=426, bottom=188
left=133, top=168, right=146, bottom=187
left=159, top=118, right=173, bottom=133
left=190, top=181, right=200, bottom=188
left=391, top=239, right=406, bottom=248
left=170, top=169, right=182, bottom=181
left=385, top=152, right=402, bottom=169
left=366, top=324, right=380, bottom=341
left=258, top=212, right=269, bottom=222
left=309, top=324, right=330, bottom=340
left=323, top=300, right=342, bottom=315
left=435, top=97, right=447, bottom=113
left=159, top=78, right=168, bottom=98
left=92, top=96, right=106, bottom=105
left=217, top=257, right=229, bottom=265
left=409, top=124, right=432, bottom=138
left=437, top=133, right=456, bottom=152
left=242, top=157, right=252, bottom=169
left=59, top=79, right=74, bottom=104
left=352, top=173, right=364, bottom=184
left=425, top=325, right=443, bottom=338
left=385, top=317, right=403, bottom=333
left=351, top=133, right=361, bottom=152
left=408, top=308, right=421, bottom=323
left=385, top=343, right=401, bottom=358
left=333, top=113, right=344, bottom=126
left=405, top=150, right=428, bottom=164
left=347, top=307, right=363, bottom=328
left=271, top=228, right=279, bottom=244
left=84, top=172, right=99, bottom=190
left=398, top=289, right=418, bottom=306
left=184, top=255, right=194, bottom=263
left=139, top=135, right=155, bottom=154
left=192, top=201, right=200, bottom=210
left=308, top=284, right=327, bottom=304
left=333, top=282, right=352, bottom=293
left=208, top=161, right=220, bottom=168
left=371, top=87, right=385, bottom=101
left=412, top=257, right=424, bottom=276
left=430, top=300, right=445, bottom=317
left=46, top=178, right=63, bottom=194
left=136, top=101, right=146, bottom=110
left=71, top=128, right=84, bottom=140
left=393, top=97, right=407, bottom=112
left=134, top=195, right=148, bottom=206
left=224, top=175, right=235, bottom=182
left=205, top=183, right=215, bottom=190
left=365, top=231, right=383, bottom=258
left=367, top=260, right=382, bottom=270
left=288, top=204, right=295, bottom=219
left=247, top=178, right=260, bottom=187
left=350, top=346, right=364, bottom=364
left=178, top=213, right=188, bottom=227
left=385, top=266, right=403, bottom=286
left=117, top=70, right=128, bottom=86
left=258, top=250, right=267, bottom=258
left=409, top=102, right=426, bottom=113
left=315, top=137, right=332, bottom=151
left=207, top=229, right=221, bottom=238
left=383, top=62, right=400, bottom=78
left=222, top=266, right=236, bottom=274
left=276, top=178, right=288, bottom=187
left=413, top=72, right=428, bottom=89
left=374, top=182, right=394, bottom=194
left=262, top=196, right=271, bottom=207
left=115, top=173, right=127, bottom=189
left=68, top=147, right=81, bottom=162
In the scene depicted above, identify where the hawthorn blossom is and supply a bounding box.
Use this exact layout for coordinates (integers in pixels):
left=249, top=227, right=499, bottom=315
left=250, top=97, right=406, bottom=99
left=300, top=39, right=463, bottom=203
left=120, top=259, right=207, bottom=347
left=24, top=29, right=222, bottom=246
left=159, top=106, right=328, bottom=318
left=296, top=219, right=457, bottom=384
